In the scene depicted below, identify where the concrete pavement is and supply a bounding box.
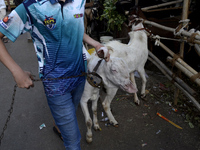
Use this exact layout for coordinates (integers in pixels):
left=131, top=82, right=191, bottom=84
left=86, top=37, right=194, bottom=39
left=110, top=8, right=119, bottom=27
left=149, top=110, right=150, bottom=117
left=1, top=32, right=200, bottom=150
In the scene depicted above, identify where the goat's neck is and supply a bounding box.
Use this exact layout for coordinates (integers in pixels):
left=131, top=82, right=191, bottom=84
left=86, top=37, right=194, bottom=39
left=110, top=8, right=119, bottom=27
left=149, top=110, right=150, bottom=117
left=132, top=23, right=144, bottom=31
left=128, top=28, right=147, bottom=46
left=128, top=31, right=145, bottom=45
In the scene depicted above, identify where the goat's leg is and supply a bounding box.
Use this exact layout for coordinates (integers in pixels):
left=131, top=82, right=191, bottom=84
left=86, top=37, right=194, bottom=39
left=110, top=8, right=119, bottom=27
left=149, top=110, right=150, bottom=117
left=80, top=82, right=96, bottom=143
left=102, top=87, right=119, bottom=127
left=80, top=96, right=94, bottom=143
left=80, top=99, right=93, bottom=143
left=138, top=67, right=147, bottom=98
left=92, top=97, right=101, bottom=131
left=130, top=72, right=140, bottom=105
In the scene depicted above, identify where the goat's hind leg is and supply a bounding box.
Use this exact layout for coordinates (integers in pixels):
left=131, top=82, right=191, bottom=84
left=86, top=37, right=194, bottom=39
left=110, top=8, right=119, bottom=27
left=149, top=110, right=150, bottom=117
left=138, top=67, right=147, bottom=98
left=130, top=72, right=140, bottom=105
left=102, top=87, right=119, bottom=127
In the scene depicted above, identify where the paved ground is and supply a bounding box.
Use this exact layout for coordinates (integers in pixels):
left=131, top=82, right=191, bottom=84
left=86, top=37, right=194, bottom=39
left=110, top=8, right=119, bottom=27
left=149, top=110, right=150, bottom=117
left=0, top=33, right=200, bottom=150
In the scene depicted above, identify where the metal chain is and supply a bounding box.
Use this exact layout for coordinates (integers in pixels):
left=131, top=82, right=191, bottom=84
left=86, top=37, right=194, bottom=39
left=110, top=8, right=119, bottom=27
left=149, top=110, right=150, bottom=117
left=0, top=72, right=88, bottom=146
left=0, top=57, right=105, bottom=145
left=0, top=84, right=17, bottom=146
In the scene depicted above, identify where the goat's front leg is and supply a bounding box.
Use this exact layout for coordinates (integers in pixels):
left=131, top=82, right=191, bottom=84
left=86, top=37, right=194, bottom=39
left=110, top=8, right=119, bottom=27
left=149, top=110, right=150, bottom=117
left=102, top=87, right=119, bottom=127
left=80, top=82, right=95, bottom=143
left=138, top=67, right=147, bottom=98
left=130, top=72, right=140, bottom=105
left=92, top=97, right=101, bottom=131
left=80, top=97, right=93, bottom=143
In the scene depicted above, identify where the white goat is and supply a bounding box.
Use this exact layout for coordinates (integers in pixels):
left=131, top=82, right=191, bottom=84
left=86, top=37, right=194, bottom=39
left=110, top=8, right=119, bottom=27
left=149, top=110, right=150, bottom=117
left=81, top=15, right=148, bottom=143
left=105, top=16, right=148, bottom=105
left=81, top=48, right=138, bottom=143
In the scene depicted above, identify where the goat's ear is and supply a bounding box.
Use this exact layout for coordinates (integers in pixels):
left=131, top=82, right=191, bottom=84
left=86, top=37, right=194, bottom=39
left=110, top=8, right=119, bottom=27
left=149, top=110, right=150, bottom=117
left=107, top=46, right=113, bottom=52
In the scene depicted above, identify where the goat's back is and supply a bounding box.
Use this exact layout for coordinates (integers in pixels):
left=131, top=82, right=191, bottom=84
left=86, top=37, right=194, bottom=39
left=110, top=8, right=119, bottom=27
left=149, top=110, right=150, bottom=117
left=105, top=31, right=148, bottom=71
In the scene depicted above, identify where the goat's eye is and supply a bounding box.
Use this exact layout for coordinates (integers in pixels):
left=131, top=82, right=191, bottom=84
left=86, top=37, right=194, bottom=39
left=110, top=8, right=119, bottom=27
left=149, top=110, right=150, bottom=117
left=111, top=69, right=118, bottom=74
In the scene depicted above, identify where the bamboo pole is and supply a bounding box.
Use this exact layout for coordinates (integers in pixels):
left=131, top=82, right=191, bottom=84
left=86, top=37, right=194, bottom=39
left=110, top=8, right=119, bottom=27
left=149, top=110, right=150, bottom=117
left=148, top=51, right=196, bottom=95
left=143, top=20, right=200, bottom=44
left=194, top=44, right=200, bottom=56
left=141, top=0, right=183, bottom=12
left=135, top=0, right=139, bottom=6
left=144, top=7, right=182, bottom=13
left=155, top=40, right=198, bottom=75
left=179, top=0, right=189, bottom=57
left=167, top=56, right=200, bottom=86
left=148, top=57, right=200, bottom=111
left=174, top=0, right=190, bottom=105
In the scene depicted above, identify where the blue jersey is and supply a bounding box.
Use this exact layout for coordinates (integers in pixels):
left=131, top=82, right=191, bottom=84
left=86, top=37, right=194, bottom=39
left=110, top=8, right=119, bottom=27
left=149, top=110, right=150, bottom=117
left=0, top=0, right=86, bottom=97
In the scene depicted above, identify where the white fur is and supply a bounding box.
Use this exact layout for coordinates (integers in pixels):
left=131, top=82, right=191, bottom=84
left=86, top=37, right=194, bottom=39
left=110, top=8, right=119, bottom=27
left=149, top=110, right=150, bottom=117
left=80, top=22, right=148, bottom=143
left=105, top=22, right=148, bottom=104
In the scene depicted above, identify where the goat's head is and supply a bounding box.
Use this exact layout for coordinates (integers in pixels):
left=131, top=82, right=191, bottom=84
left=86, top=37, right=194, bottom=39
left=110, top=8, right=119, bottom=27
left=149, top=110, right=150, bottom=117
left=104, top=57, right=138, bottom=93
left=128, top=15, right=144, bottom=31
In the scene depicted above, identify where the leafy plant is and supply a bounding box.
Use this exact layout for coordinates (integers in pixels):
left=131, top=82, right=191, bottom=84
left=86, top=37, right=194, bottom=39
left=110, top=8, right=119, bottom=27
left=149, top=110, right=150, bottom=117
left=100, top=0, right=127, bottom=31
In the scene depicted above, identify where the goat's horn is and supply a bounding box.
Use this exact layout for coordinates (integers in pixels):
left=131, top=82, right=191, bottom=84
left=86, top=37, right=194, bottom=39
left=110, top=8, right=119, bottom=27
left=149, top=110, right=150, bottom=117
left=125, top=11, right=129, bottom=15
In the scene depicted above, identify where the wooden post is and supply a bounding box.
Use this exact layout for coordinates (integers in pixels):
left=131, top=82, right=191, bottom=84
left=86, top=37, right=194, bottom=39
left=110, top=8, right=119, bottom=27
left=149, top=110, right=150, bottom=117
left=135, top=0, right=139, bottom=6
left=144, top=7, right=182, bottom=13
left=141, top=0, right=183, bottom=12
left=174, top=0, right=190, bottom=105
left=167, top=57, right=200, bottom=86
left=143, top=21, right=200, bottom=44
left=148, top=57, right=200, bottom=111
left=155, top=40, right=198, bottom=75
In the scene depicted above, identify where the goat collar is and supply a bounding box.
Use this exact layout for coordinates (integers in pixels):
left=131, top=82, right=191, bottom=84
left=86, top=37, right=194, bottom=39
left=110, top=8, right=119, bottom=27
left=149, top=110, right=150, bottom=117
left=92, top=59, right=103, bottom=72
left=87, top=59, right=103, bottom=88
left=133, top=28, right=145, bottom=31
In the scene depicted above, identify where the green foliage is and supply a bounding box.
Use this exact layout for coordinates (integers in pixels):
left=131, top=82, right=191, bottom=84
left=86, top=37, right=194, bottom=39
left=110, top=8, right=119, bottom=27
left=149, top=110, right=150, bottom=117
left=100, top=0, right=127, bottom=31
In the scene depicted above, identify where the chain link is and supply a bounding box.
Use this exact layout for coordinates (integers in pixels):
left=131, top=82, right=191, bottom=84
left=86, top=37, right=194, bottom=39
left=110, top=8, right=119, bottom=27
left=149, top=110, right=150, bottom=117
left=0, top=72, right=88, bottom=146
left=0, top=84, right=17, bottom=146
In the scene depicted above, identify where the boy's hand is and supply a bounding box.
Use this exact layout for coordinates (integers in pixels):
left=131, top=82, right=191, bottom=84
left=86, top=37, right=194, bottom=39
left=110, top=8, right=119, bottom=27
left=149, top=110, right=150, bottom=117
left=95, top=45, right=110, bottom=62
left=13, top=70, right=34, bottom=89
left=7, top=6, right=11, bottom=12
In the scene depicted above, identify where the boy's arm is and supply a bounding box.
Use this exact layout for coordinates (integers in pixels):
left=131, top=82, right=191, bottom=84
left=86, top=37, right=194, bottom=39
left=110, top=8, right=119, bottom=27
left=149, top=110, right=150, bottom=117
left=0, top=32, right=34, bottom=89
left=6, top=0, right=11, bottom=12
left=83, top=33, right=110, bottom=61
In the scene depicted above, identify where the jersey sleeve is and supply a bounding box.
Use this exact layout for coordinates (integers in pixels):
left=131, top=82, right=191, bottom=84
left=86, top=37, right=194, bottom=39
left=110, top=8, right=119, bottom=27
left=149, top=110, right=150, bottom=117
left=0, top=4, right=31, bottom=42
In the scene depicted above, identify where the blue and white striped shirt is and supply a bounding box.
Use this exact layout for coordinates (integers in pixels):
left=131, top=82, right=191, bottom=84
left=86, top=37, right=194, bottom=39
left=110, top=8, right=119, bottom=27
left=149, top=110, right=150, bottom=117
left=0, top=0, right=86, bottom=96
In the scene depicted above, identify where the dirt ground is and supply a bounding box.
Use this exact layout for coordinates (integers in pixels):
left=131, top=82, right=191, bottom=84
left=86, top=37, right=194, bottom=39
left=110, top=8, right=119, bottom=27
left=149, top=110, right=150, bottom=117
left=0, top=33, right=200, bottom=150
left=79, top=66, right=200, bottom=150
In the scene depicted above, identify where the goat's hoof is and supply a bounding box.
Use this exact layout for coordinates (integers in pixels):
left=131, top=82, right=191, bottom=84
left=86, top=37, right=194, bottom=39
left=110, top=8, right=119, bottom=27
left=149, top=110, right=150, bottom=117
left=110, top=122, right=119, bottom=128
left=113, top=124, right=119, bottom=128
left=86, top=138, right=92, bottom=144
left=86, top=135, right=92, bottom=144
left=141, top=94, right=146, bottom=99
left=94, top=124, right=101, bottom=131
left=134, top=100, right=140, bottom=106
left=94, top=127, right=102, bottom=131
left=141, top=94, right=147, bottom=101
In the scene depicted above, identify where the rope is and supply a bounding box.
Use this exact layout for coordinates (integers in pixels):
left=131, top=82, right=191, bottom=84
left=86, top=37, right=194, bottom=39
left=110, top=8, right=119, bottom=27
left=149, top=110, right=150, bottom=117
left=170, top=73, right=177, bottom=84
left=187, top=32, right=199, bottom=44
left=170, top=54, right=182, bottom=71
left=152, top=35, right=184, bottom=46
left=154, top=36, right=161, bottom=46
left=174, top=19, right=190, bottom=36
left=190, top=72, right=200, bottom=82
